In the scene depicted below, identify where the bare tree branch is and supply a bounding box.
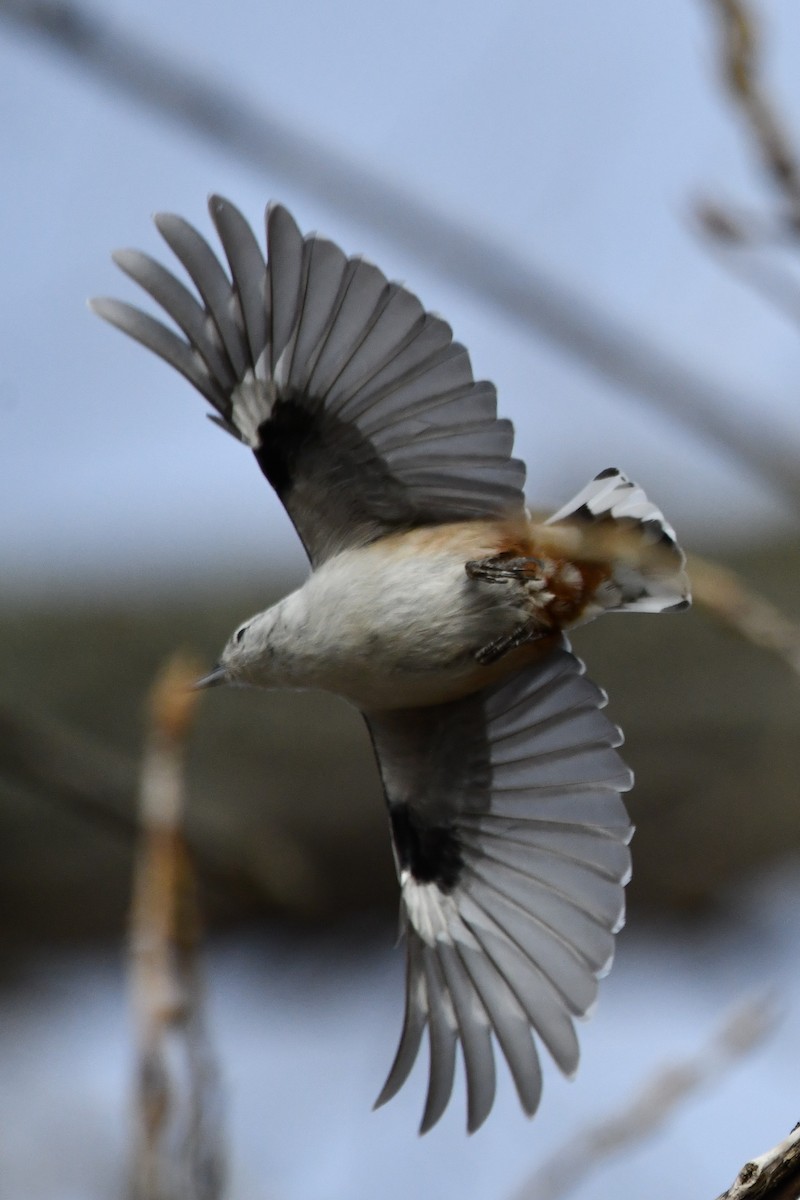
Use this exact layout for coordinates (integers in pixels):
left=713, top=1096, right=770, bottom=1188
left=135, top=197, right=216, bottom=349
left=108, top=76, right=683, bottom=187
left=716, top=1123, right=800, bottom=1200
left=3, top=0, right=800, bottom=508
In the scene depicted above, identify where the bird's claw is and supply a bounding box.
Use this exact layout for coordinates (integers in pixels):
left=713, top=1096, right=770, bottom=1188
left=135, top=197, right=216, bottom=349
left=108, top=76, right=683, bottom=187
left=474, top=620, right=543, bottom=665
left=465, top=553, right=544, bottom=585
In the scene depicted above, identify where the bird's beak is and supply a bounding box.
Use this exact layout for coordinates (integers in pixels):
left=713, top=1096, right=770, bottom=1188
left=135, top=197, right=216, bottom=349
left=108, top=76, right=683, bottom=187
left=193, top=665, right=227, bottom=690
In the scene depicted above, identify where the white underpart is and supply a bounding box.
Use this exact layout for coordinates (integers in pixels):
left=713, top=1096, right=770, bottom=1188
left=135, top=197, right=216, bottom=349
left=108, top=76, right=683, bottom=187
left=228, top=540, right=529, bottom=709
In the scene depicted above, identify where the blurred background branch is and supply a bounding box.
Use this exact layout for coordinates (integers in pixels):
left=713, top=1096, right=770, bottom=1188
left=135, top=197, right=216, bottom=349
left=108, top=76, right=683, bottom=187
left=3, top=0, right=800, bottom=508
left=698, top=0, right=800, bottom=328
left=707, top=0, right=800, bottom=229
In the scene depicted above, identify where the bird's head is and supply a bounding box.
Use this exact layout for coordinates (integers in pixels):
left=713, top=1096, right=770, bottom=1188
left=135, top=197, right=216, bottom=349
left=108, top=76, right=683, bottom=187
left=195, top=608, right=279, bottom=690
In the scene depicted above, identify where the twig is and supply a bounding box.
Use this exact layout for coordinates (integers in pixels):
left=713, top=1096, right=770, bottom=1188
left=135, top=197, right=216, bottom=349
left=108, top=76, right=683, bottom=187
left=129, top=654, right=225, bottom=1200
left=511, top=997, right=776, bottom=1200
left=688, top=553, right=800, bottom=679
left=3, top=0, right=800, bottom=508
left=707, top=0, right=800, bottom=230
left=716, top=1123, right=800, bottom=1200
left=699, top=0, right=800, bottom=328
left=700, top=239, right=800, bottom=331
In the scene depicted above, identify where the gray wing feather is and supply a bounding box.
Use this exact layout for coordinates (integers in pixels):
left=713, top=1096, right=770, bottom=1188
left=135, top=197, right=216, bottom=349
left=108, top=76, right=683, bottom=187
left=305, top=260, right=390, bottom=398
left=209, top=195, right=268, bottom=371
left=330, top=317, right=455, bottom=422
left=374, top=935, right=427, bottom=1108
left=456, top=941, right=542, bottom=1117
left=467, top=923, right=580, bottom=1077
left=154, top=211, right=250, bottom=380
left=89, top=297, right=226, bottom=409
left=285, top=237, right=349, bottom=393
left=465, top=858, right=617, bottom=973
left=324, top=285, right=426, bottom=407
left=461, top=817, right=632, bottom=881
left=93, top=196, right=526, bottom=563
left=420, top=949, right=459, bottom=1134
left=363, top=381, right=498, bottom=443
left=367, top=638, right=633, bottom=1132
left=486, top=785, right=631, bottom=835
left=111, top=250, right=235, bottom=388
left=265, top=203, right=305, bottom=366
left=464, top=837, right=625, bottom=928
left=457, top=886, right=597, bottom=1015
left=436, top=941, right=496, bottom=1134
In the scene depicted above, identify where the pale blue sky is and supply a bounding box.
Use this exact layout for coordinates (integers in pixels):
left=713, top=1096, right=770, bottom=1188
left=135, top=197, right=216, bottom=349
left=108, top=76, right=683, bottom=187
left=4, top=0, right=800, bottom=595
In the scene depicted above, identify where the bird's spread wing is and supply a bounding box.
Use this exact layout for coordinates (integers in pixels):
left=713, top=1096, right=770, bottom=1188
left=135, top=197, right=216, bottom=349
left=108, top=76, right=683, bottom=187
left=92, top=197, right=526, bottom=564
left=365, top=638, right=633, bottom=1133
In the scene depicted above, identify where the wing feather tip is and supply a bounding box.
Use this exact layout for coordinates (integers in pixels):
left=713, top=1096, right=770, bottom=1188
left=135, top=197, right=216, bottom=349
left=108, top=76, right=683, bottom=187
left=372, top=1081, right=396, bottom=1112
left=418, top=1109, right=437, bottom=1136
left=152, top=211, right=185, bottom=241
left=466, top=1107, right=491, bottom=1136
left=373, top=1056, right=415, bottom=1112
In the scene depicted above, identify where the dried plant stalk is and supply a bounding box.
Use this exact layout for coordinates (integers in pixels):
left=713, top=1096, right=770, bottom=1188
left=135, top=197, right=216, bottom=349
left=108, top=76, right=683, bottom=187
left=689, top=554, right=800, bottom=679
left=698, top=0, right=800, bottom=327
left=708, top=0, right=800, bottom=227
left=129, top=655, right=225, bottom=1200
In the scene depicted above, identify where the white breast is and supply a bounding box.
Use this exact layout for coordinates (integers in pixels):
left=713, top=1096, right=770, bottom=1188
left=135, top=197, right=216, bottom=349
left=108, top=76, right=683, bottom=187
left=266, top=541, right=526, bottom=710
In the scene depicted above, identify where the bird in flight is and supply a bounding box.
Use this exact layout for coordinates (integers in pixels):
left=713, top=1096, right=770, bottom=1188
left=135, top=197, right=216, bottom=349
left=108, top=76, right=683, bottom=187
left=92, top=198, right=689, bottom=1134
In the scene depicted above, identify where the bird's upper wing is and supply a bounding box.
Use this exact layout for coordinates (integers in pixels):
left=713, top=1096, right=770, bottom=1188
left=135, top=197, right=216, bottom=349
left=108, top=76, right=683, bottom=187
left=365, top=638, right=633, bottom=1133
left=92, top=197, right=526, bottom=564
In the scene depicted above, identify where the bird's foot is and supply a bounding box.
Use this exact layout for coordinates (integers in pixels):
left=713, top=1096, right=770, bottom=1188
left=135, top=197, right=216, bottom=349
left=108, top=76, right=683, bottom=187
left=465, top=552, right=545, bottom=585
left=474, top=620, right=543, bottom=666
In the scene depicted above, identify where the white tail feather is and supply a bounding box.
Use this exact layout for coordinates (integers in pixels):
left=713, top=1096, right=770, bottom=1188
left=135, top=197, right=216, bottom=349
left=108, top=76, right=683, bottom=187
left=547, top=468, right=690, bottom=616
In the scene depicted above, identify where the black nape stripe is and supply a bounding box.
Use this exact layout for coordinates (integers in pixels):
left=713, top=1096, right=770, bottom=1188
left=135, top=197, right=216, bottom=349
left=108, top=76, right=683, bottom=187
left=390, top=803, right=463, bottom=893
left=594, top=466, right=620, bottom=480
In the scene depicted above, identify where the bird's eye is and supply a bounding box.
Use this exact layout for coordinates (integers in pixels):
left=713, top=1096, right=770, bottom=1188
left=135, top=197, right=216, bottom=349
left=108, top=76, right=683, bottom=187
left=235, top=625, right=247, bottom=644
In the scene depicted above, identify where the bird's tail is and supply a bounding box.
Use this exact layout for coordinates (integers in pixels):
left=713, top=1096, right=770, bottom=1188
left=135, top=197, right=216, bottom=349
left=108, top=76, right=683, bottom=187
left=545, top=468, right=691, bottom=616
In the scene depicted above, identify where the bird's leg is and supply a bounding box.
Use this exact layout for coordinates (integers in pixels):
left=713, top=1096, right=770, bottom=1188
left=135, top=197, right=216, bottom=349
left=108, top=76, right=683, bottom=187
left=474, top=620, right=545, bottom=666
left=465, top=551, right=544, bottom=585
left=466, top=552, right=551, bottom=665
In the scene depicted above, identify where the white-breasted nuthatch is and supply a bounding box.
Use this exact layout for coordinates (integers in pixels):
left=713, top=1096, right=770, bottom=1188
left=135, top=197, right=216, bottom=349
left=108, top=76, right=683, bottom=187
left=92, top=198, right=689, bottom=1133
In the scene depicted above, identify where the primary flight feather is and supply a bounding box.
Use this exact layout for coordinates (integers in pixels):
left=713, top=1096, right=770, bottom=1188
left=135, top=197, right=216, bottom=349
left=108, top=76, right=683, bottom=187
left=92, top=196, right=689, bottom=1133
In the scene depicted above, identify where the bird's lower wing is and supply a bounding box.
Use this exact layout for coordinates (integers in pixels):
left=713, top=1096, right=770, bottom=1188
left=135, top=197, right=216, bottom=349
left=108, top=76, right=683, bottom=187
left=365, top=639, right=633, bottom=1133
left=91, top=198, right=526, bottom=564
